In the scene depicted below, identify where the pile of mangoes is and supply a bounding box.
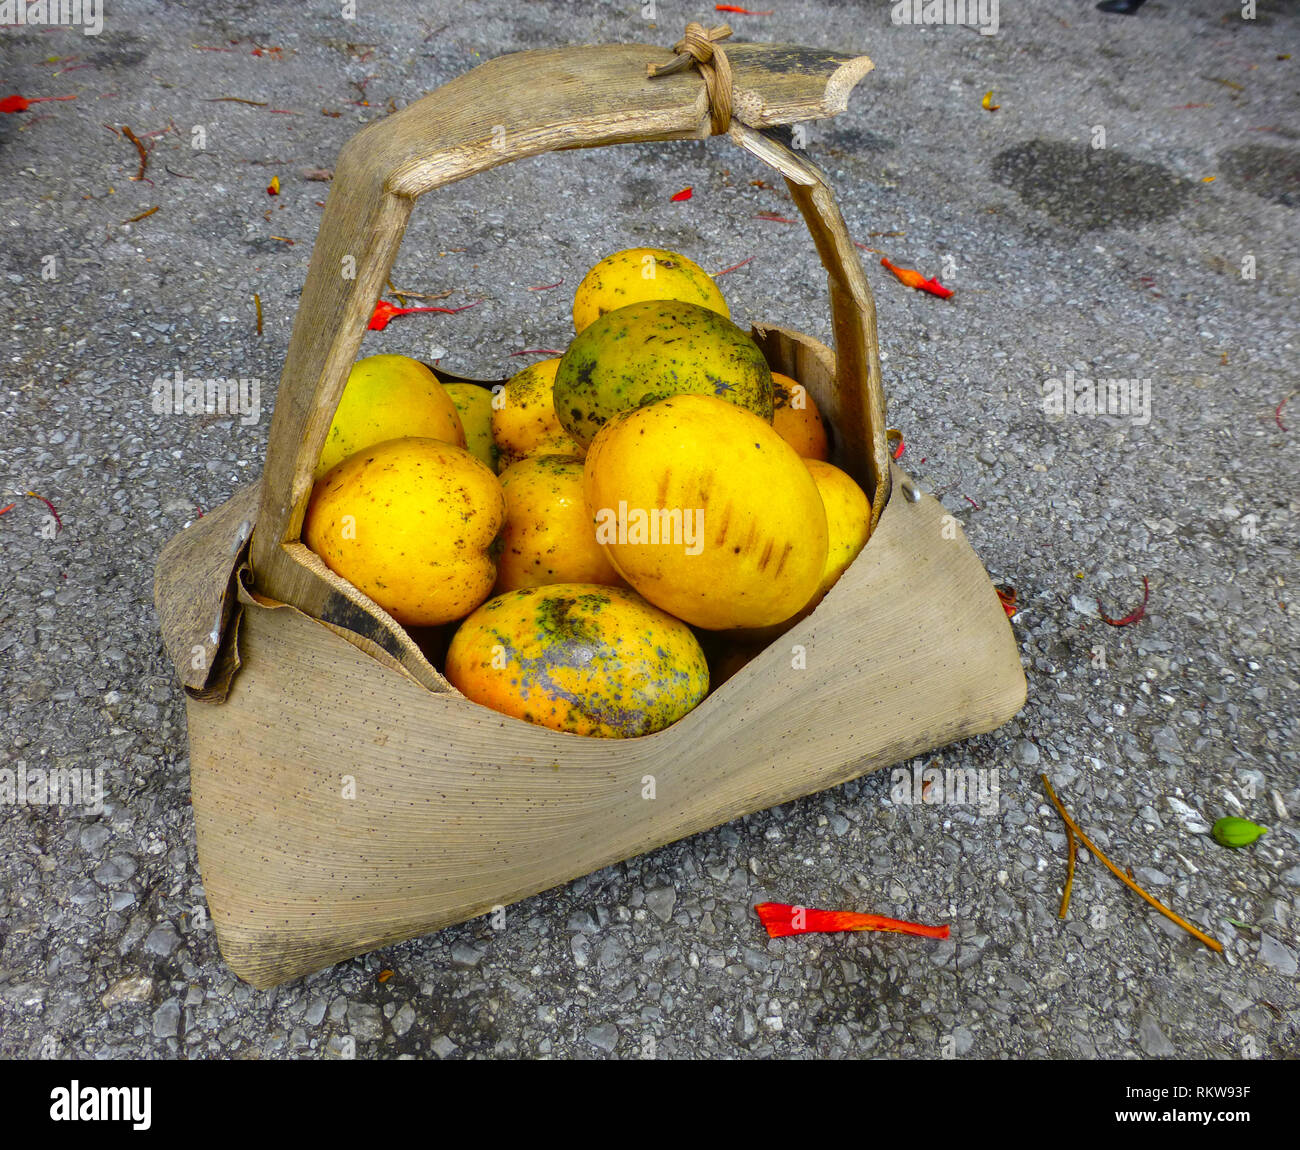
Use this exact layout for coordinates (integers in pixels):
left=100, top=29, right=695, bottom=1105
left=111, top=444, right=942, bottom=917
left=303, top=248, right=872, bottom=738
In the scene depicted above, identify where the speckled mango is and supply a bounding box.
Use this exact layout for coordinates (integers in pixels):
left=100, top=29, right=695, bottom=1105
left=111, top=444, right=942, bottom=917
left=303, top=437, right=506, bottom=627
left=583, top=394, right=828, bottom=630
left=553, top=299, right=774, bottom=449
left=316, top=354, right=465, bottom=478
left=491, top=357, right=585, bottom=469
left=445, top=584, right=709, bottom=737
left=494, top=455, right=624, bottom=593
left=572, top=247, right=730, bottom=334
left=443, top=382, right=498, bottom=471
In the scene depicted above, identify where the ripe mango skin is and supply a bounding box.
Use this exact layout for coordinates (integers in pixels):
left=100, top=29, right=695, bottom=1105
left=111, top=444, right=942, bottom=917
left=446, top=584, right=709, bottom=738
left=727, top=458, right=871, bottom=644
left=495, top=455, right=624, bottom=593
left=804, top=459, right=871, bottom=601
left=316, top=354, right=465, bottom=479
left=303, top=437, right=506, bottom=627
left=572, top=247, right=730, bottom=334
left=583, top=394, right=828, bottom=630
left=553, top=299, right=774, bottom=449
left=771, top=371, right=830, bottom=461
left=443, top=382, right=498, bottom=471
left=491, top=357, right=585, bottom=470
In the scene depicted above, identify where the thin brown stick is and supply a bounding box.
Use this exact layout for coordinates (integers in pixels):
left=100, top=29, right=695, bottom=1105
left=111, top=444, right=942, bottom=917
left=122, top=205, right=159, bottom=224
left=1041, top=775, right=1222, bottom=953
left=121, top=125, right=149, bottom=180
left=386, top=286, right=452, bottom=302
left=253, top=292, right=263, bottom=336
left=1059, top=822, right=1076, bottom=919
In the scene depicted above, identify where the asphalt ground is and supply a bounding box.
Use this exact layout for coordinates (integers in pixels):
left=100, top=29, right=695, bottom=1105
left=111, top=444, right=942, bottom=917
left=0, top=0, right=1297, bottom=1060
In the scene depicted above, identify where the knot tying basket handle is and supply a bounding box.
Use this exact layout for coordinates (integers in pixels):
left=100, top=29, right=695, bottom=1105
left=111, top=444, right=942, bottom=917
left=250, top=40, right=889, bottom=612
left=647, top=21, right=736, bottom=135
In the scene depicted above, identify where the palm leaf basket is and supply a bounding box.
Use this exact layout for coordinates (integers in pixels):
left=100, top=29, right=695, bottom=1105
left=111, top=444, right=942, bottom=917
left=154, top=35, right=1026, bottom=988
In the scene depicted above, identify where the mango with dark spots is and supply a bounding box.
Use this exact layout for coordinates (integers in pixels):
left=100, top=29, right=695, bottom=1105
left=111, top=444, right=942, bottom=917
left=571, top=247, right=730, bottom=334
left=583, top=394, right=828, bottom=630
left=303, top=437, right=506, bottom=627
left=494, top=455, right=625, bottom=593
left=553, top=299, right=774, bottom=449
left=445, top=584, right=709, bottom=737
left=491, top=357, right=585, bottom=471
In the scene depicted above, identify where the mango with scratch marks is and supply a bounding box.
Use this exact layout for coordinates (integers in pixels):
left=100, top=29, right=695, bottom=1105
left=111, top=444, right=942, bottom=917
left=583, top=394, right=826, bottom=630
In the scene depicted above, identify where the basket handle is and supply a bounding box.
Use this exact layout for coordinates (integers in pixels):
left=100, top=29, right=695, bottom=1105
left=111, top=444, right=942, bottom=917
left=251, top=40, right=887, bottom=609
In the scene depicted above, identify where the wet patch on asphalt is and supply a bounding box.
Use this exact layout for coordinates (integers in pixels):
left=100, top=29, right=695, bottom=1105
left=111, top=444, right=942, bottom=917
left=991, top=138, right=1193, bottom=232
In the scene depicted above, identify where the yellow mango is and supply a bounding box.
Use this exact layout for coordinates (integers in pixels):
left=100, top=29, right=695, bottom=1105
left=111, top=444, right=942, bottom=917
left=495, top=456, right=624, bottom=593
left=804, top=459, right=872, bottom=601
left=443, top=382, right=498, bottom=471
left=316, top=354, right=464, bottom=478
left=572, top=247, right=729, bottom=334
left=303, top=437, right=505, bottom=627
left=583, top=394, right=827, bottom=630
left=771, top=371, right=829, bottom=461
left=491, top=358, right=584, bottom=469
